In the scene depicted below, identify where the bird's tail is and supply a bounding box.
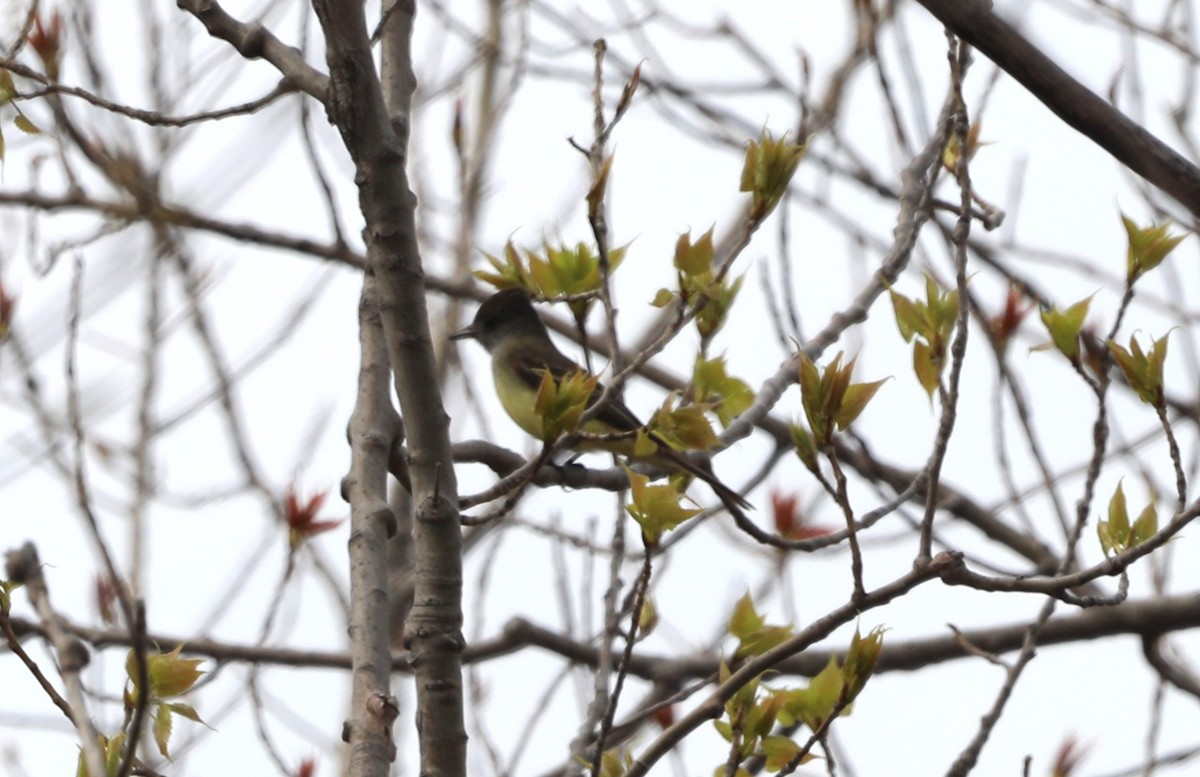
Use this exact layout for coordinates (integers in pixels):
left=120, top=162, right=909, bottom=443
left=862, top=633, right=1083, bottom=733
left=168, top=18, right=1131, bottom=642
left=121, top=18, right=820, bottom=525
left=703, top=471, right=754, bottom=512
left=658, top=445, right=753, bottom=511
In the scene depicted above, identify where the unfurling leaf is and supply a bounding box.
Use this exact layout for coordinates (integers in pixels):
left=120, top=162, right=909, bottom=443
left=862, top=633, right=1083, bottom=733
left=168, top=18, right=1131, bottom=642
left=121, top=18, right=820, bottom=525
left=533, top=368, right=599, bottom=442
left=1132, top=502, right=1158, bottom=547
left=0, top=579, right=21, bottom=616
left=736, top=624, right=792, bottom=659
left=777, top=655, right=843, bottom=731
left=284, top=485, right=341, bottom=549
left=890, top=289, right=923, bottom=343
left=632, top=429, right=658, bottom=458
left=769, top=490, right=832, bottom=540
left=761, top=734, right=810, bottom=771
left=942, top=121, right=987, bottom=173
left=695, top=274, right=744, bottom=341
left=473, top=241, right=530, bottom=290
left=912, top=340, right=940, bottom=398
left=1040, top=296, right=1093, bottom=365
left=615, top=62, right=642, bottom=118
left=527, top=240, right=626, bottom=318
left=76, top=732, right=126, bottom=777
left=154, top=702, right=174, bottom=759
left=14, top=114, right=39, bottom=134
left=674, top=228, right=714, bottom=277
left=789, top=422, right=818, bottom=472
left=741, top=129, right=807, bottom=220
left=835, top=378, right=888, bottom=431
left=727, top=592, right=764, bottom=640
left=586, top=154, right=614, bottom=220
left=596, top=748, right=633, bottom=777
left=693, top=354, right=755, bottom=427
left=889, top=276, right=958, bottom=397
left=1098, top=480, right=1158, bottom=555
left=727, top=593, right=794, bottom=659
left=1051, top=734, right=1090, bottom=777
left=28, top=12, right=64, bottom=82
left=797, top=352, right=884, bottom=445
left=647, top=395, right=719, bottom=451
left=126, top=645, right=205, bottom=705
left=0, top=70, right=15, bottom=104
left=843, top=626, right=885, bottom=700
left=625, top=469, right=701, bottom=545
left=637, top=596, right=658, bottom=634
left=475, top=240, right=627, bottom=321
left=1123, top=213, right=1186, bottom=282
left=989, top=284, right=1032, bottom=350
left=1107, top=332, right=1168, bottom=407
left=122, top=647, right=208, bottom=766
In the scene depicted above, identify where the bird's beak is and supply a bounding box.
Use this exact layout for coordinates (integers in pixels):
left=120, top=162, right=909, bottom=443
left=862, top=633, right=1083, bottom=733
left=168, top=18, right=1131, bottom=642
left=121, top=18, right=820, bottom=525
left=449, top=324, right=479, bottom=341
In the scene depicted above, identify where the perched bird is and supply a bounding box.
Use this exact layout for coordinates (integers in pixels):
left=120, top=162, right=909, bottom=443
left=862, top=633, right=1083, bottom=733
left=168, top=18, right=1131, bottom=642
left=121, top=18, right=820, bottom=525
left=451, top=287, right=751, bottom=513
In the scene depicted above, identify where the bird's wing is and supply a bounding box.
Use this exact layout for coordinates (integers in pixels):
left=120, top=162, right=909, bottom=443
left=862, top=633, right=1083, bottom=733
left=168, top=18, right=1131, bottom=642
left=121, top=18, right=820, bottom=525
left=504, top=346, right=645, bottom=432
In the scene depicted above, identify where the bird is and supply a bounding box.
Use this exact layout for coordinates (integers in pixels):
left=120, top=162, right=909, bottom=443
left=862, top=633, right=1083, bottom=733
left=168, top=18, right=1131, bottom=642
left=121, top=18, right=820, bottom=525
left=450, top=287, right=751, bottom=514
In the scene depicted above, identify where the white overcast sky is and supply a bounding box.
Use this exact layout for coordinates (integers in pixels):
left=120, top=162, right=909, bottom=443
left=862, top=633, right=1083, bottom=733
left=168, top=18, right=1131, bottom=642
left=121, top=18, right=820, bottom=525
left=3, top=1, right=1200, bottom=776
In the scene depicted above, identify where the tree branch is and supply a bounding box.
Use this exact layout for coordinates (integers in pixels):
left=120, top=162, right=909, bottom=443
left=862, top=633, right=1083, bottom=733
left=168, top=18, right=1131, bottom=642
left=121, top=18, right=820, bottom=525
left=915, top=0, right=1200, bottom=217
left=176, top=0, right=330, bottom=104
left=307, top=0, right=466, bottom=774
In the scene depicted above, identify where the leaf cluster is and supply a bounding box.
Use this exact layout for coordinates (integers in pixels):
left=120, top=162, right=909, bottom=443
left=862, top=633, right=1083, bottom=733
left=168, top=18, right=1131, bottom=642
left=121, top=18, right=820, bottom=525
left=474, top=239, right=627, bottom=319
left=1039, top=296, right=1093, bottom=368
left=0, top=579, right=20, bottom=615
left=890, top=274, right=958, bottom=397
left=591, top=748, right=634, bottom=777
left=941, top=121, right=986, bottom=174
left=533, top=368, right=600, bottom=442
left=653, top=228, right=745, bottom=342
left=646, top=393, right=720, bottom=453
left=1098, top=481, right=1157, bottom=556
left=715, top=595, right=885, bottom=773
left=1107, top=333, right=1168, bottom=408
left=74, top=733, right=126, bottom=777
left=0, top=68, right=41, bottom=164
left=790, top=352, right=884, bottom=471
left=124, top=645, right=208, bottom=761
left=741, top=129, right=806, bottom=221
left=692, top=355, right=755, bottom=428
left=1122, top=214, right=1185, bottom=283
left=625, top=469, right=702, bottom=545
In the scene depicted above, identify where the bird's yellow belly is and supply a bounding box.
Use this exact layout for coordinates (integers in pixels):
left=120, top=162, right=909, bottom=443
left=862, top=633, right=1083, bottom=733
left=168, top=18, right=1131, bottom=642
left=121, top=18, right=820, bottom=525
left=491, top=361, right=632, bottom=452
left=492, top=360, right=545, bottom=438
